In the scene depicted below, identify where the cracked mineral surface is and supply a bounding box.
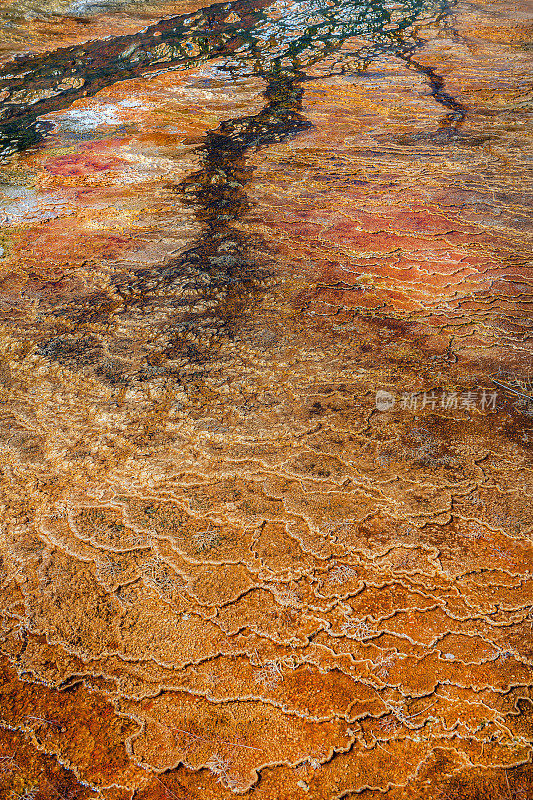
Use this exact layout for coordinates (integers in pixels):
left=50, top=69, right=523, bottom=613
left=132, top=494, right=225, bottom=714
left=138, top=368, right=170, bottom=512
left=0, top=0, right=532, bottom=798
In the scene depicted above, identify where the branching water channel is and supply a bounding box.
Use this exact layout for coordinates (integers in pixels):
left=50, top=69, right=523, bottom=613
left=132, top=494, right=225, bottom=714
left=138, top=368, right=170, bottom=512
left=0, top=0, right=461, bottom=385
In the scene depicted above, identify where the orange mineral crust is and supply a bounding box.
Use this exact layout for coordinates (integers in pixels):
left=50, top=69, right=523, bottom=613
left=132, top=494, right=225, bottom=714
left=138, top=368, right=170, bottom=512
left=0, top=0, right=532, bottom=798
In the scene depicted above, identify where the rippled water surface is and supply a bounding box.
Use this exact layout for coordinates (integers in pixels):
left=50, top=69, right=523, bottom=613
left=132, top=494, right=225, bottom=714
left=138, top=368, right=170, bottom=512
left=0, top=1, right=532, bottom=798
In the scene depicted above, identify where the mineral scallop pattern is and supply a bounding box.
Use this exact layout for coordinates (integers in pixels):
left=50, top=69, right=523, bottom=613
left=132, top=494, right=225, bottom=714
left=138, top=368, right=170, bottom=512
left=0, top=0, right=532, bottom=798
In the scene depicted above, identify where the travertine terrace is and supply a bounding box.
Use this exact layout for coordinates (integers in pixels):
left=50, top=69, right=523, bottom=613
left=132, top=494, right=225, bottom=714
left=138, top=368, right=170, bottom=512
left=0, top=1, right=531, bottom=798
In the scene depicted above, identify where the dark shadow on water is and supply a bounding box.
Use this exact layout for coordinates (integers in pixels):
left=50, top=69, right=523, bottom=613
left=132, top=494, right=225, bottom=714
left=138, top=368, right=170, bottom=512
left=36, top=70, right=312, bottom=386
left=0, top=0, right=467, bottom=387
left=0, top=0, right=453, bottom=155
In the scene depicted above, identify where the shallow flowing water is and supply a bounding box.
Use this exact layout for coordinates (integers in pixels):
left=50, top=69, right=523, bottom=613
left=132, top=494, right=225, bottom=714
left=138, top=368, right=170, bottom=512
left=0, top=1, right=532, bottom=798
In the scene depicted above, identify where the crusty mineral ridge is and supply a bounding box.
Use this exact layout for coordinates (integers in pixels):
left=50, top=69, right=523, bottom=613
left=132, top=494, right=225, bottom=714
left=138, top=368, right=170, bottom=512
left=0, top=0, right=532, bottom=798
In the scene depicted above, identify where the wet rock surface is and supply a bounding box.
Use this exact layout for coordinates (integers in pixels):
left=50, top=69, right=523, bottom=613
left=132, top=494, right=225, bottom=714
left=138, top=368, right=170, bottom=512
left=0, top=0, right=532, bottom=798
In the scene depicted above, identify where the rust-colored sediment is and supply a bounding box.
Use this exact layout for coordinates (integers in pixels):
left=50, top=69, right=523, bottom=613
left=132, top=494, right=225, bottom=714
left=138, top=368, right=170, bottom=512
left=0, top=0, right=532, bottom=798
